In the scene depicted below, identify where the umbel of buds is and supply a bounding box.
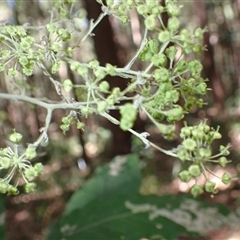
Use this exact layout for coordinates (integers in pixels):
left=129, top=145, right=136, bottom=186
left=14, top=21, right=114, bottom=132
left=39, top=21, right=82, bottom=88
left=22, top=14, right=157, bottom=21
left=176, top=120, right=232, bottom=197
left=0, top=131, right=43, bottom=195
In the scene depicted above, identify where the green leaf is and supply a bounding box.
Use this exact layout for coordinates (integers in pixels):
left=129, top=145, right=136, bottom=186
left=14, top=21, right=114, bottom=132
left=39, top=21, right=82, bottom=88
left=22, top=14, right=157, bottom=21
left=63, top=154, right=141, bottom=215
left=48, top=154, right=240, bottom=240
left=48, top=193, right=239, bottom=240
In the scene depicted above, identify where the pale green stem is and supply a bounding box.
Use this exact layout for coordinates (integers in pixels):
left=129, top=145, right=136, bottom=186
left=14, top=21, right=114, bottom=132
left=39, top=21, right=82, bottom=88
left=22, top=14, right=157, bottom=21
left=149, top=142, right=177, bottom=157
left=124, top=28, right=148, bottom=70
left=101, top=112, right=176, bottom=157
left=143, top=41, right=170, bottom=74
left=80, top=11, right=108, bottom=43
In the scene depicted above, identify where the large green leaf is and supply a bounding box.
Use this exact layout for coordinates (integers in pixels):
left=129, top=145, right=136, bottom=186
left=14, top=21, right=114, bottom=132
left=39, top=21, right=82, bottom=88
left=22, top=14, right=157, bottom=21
left=48, top=154, right=240, bottom=240
left=63, top=154, right=141, bottom=215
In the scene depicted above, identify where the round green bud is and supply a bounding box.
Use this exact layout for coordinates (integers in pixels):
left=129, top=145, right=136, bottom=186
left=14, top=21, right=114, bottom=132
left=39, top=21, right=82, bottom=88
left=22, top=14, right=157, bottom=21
left=166, top=46, right=177, bottom=61
left=94, top=68, right=106, bottom=79
left=166, top=3, right=180, bottom=16
left=0, top=157, right=11, bottom=169
left=106, top=95, right=115, bottom=106
left=219, top=145, right=230, bottom=156
left=179, top=170, right=191, bottom=182
left=176, top=60, right=187, bottom=72
left=166, top=106, right=184, bottom=122
left=154, top=68, right=170, bottom=82
left=25, top=147, right=37, bottom=159
left=195, top=82, right=207, bottom=95
left=152, top=53, right=167, bottom=67
left=77, top=66, right=88, bottom=77
left=151, top=6, right=164, bottom=15
left=120, top=118, right=133, bottom=131
left=112, top=87, right=121, bottom=97
left=60, top=124, right=69, bottom=132
left=222, top=172, right=232, bottom=185
left=182, top=138, right=197, bottom=151
left=193, top=44, right=203, bottom=55
left=177, top=148, right=189, bottom=162
left=180, top=29, right=191, bottom=42
left=203, top=125, right=210, bottom=133
left=194, top=27, right=205, bottom=39
left=188, top=164, right=201, bottom=177
left=62, top=116, right=71, bottom=125
left=34, top=163, right=44, bottom=175
left=196, top=99, right=204, bottom=108
left=204, top=181, right=216, bottom=193
left=120, top=103, right=137, bottom=120
left=105, top=63, right=116, bottom=76
left=25, top=182, right=36, bottom=193
left=148, top=39, right=159, bottom=54
left=180, top=126, right=191, bottom=138
left=168, top=17, right=180, bottom=31
left=0, top=148, right=9, bottom=156
left=199, top=147, right=212, bottom=158
left=8, top=185, right=19, bottom=195
left=145, top=15, right=156, bottom=30
left=0, top=182, right=8, bottom=194
left=51, top=42, right=62, bottom=52
left=9, top=130, right=22, bottom=143
left=97, top=101, right=107, bottom=113
left=66, top=47, right=73, bottom=57
left=199, top=124, right=210, bottom=133
left=19, top=56, right=28, bottom=66
left=81, top=107, right=93, bottom=116
left=137, top=4, right=149, bottom=15
left=191, top=185, right=203, bottom=197
left=158, top=30, right=170, bottom=43
left=77, top=121, right=85, bottom=130
left=145, top=0, right=155, bottom=7
left=212, top=132, right=222, bottom=140
left=25, top=167, right=38, bottom=181
left=99, top=81, right=110, bottom=92
left=158, top=82, right=172, bottom=92
left=70, top=61, right=81, bottom=71
left=139, top=49, right=152, bottom=61
left=88, top=60, right=100, bottom=69
left=63, top=79, right=73, bottom=92
left=192, top=129, right=205, bottom=140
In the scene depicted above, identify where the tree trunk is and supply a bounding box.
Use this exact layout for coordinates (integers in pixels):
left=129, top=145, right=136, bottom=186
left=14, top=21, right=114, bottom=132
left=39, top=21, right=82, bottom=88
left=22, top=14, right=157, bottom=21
left=193, top=0, right=225, bottom=112
left=83, top=0, right=133, bottom=157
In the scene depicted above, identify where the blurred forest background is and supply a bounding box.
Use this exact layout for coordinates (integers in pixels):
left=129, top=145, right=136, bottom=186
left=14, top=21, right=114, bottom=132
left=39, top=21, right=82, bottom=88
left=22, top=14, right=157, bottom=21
left=0, top=0, right=240, bottom=239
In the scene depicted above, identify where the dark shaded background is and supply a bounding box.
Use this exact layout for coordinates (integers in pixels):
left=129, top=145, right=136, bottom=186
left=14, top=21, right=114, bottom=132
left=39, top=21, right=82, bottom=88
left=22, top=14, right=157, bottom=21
left=0, top=0, right=240, bottom=239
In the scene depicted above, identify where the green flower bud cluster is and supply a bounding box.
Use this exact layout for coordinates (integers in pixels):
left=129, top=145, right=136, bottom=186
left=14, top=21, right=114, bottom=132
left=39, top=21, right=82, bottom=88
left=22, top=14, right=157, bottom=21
left=140, top=39, right=159, bottom=62
left=60, top=111, right=85, bottom=134
left=46, top=24, right=72, bottom=43
left=0, top=22, right=77, bottom=79
left=145, top=62, right=207, bottom=118
left=120, top=103, right=137, bottom=131
left=130, top=0, right=208, bottom=119
left=0, top=131, right=44, bottom=195
left=106, top=87, right=121, bottom=106
left=176, top=120, right=232, bottom=196
left=140, top=27, right=207, bottom=118
left=1, top=26, right=27, bottom=38
left=144, top=82, right=184, bottom=123
left=157, top=123, right=176, bottom=140
left=70, top=61, right=88, bottom=78
left=45, top=25, right=73, bottom=74
left=102, top=0, right=136, bottom=24
left=0, top=25, right=39, bottom=77
left=54, top=0, right=76, bottom=18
